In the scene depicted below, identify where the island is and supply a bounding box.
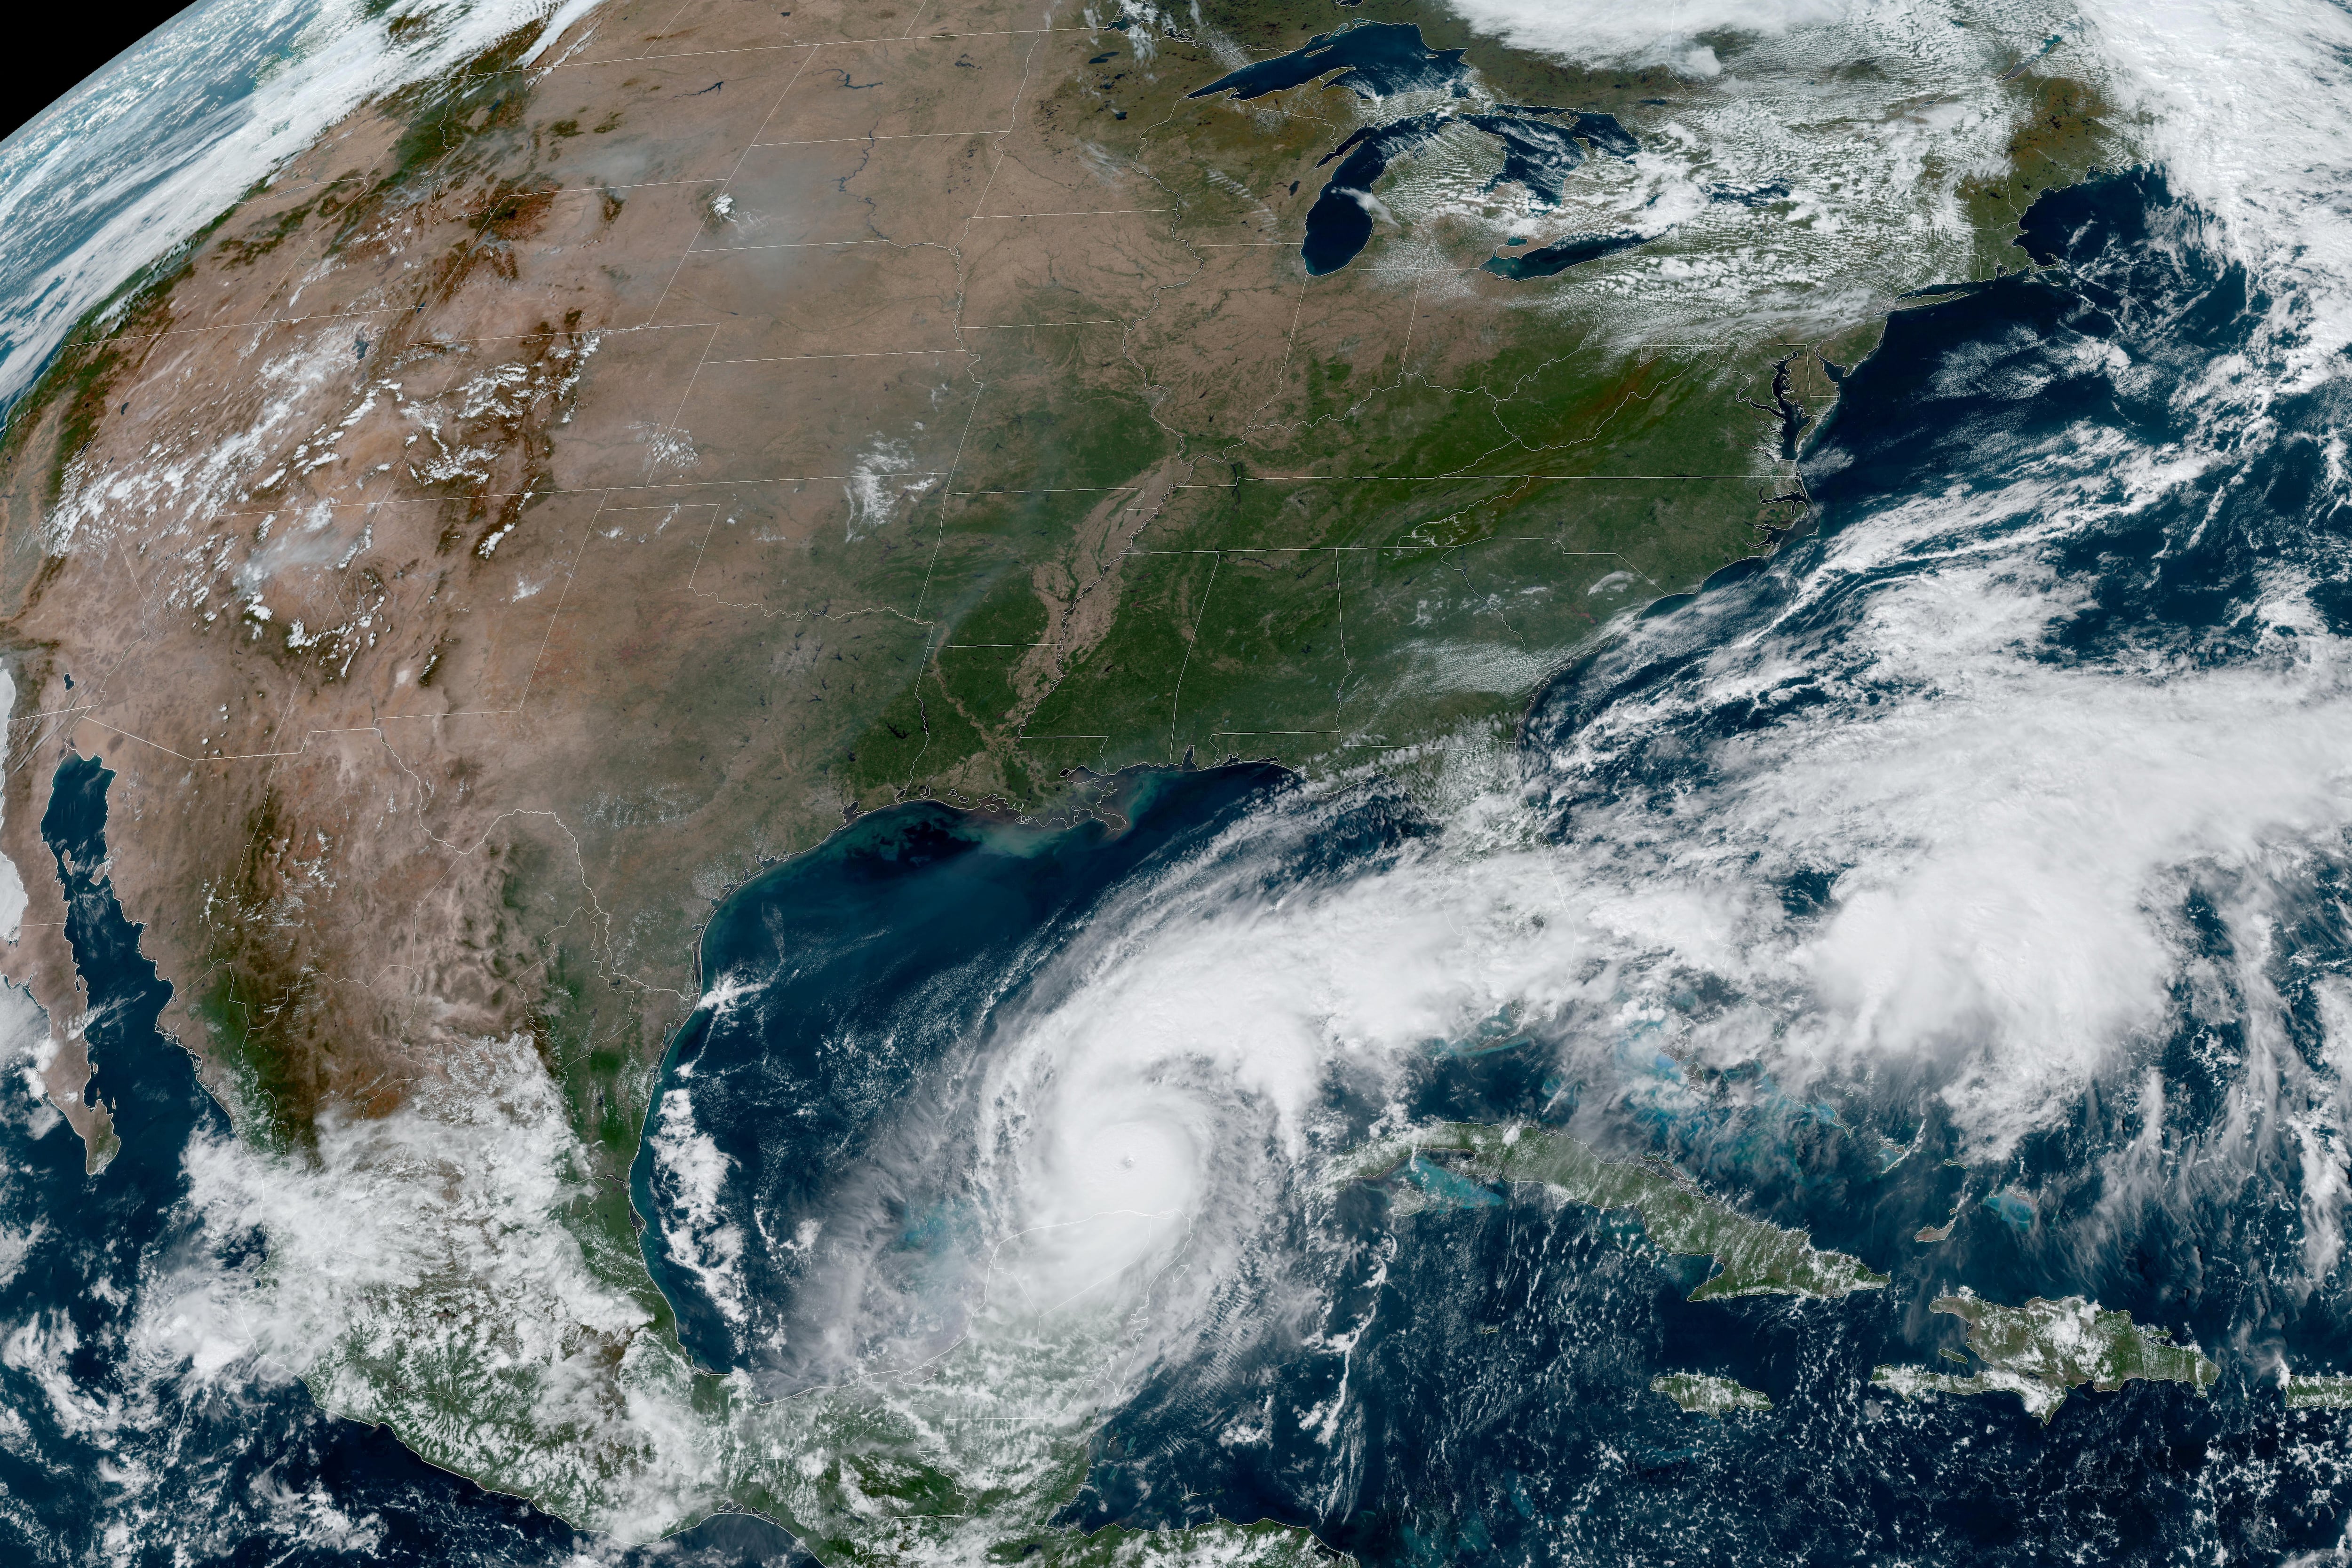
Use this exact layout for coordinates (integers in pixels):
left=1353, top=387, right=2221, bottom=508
left=1339, top=1121, right=1890, bottom=1301
left=2284, top=1370, right=2352, bottom=1410
left=1872, top=1291, right=2218, bottom=1423
left=1652, top=1372, right=1772, bottom=1416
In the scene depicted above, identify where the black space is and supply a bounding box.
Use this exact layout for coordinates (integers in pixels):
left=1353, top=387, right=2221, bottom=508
left=4, top=1, right=201, bottom=143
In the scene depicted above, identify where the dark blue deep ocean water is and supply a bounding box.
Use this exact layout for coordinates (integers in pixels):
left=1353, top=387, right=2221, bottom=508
left=10, top=168, right=2352, bottom=1564
left=0, top=760, right=810, bottom=1565
left=624, top=168, right=2352, bottom=1563
left=634, top=764, right=1297, bottom=1376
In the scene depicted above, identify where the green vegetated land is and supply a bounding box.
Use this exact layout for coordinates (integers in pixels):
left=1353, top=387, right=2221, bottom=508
left=1652, top=1372, right=1773, bottom=1417
left=828, top=0, right=2125, bottom=812
left=1872, top=1292, right=2218, bottom=1423
left=850, top=313, right=1804, bottom=807
left=835, top=9, right=1810, bottom=807
left=302, top=1236, right=1349, bottom=1563
left=0, top=0, right=2137, bottom=1556
left=1343, top=1121, right=1891, bottom=1300
left=2285, top=1371, right=2352, bottom=1410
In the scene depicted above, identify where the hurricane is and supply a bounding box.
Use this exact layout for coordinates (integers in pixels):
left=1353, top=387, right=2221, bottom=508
left=8, top=0, right=2352, bottom=1561
left=622, top=75, right=2352, bottom=1558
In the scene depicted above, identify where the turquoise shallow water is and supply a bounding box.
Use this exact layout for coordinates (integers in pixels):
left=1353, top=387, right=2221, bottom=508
left=641, top=170, right=2352, bottom=1564
left=632, top=766, right=1295, bottom=1380
left=7, top=22, right=2352, bottom=1555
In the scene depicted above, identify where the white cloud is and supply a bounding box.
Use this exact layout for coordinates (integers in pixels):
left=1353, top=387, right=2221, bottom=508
left=1445, top=0, right=1853, bottom=75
